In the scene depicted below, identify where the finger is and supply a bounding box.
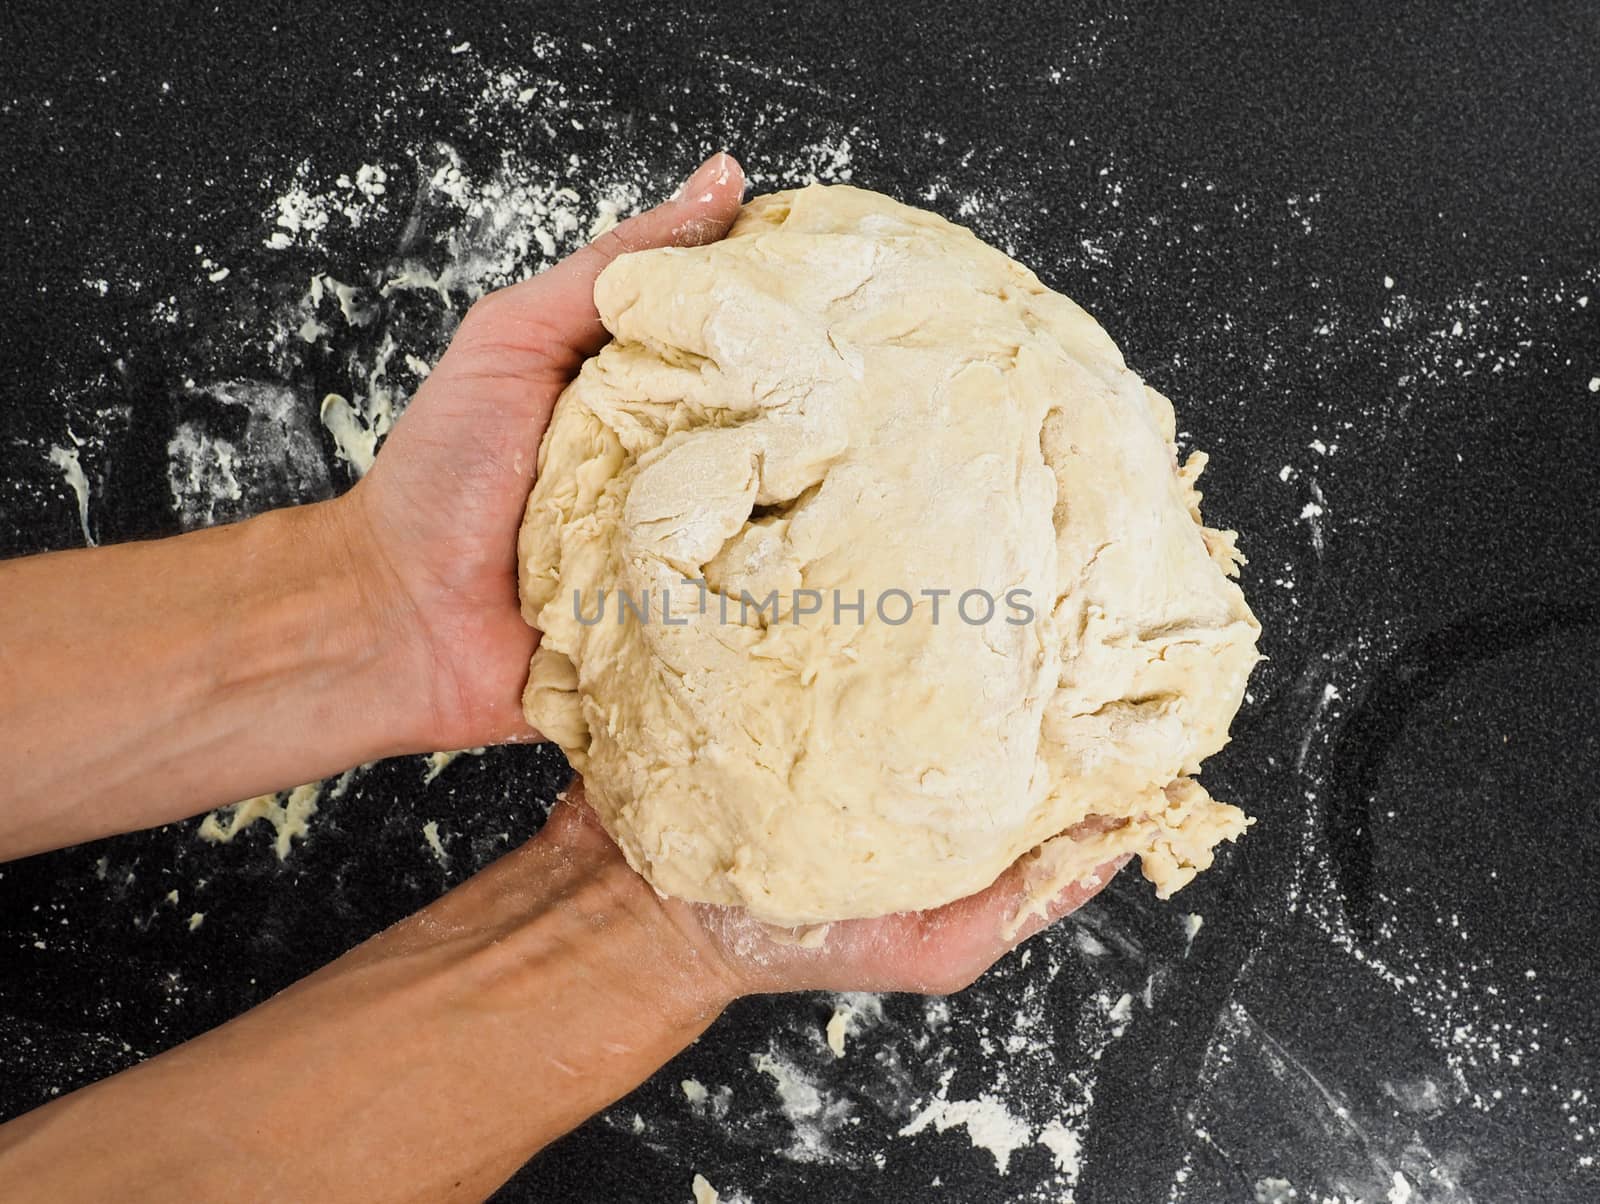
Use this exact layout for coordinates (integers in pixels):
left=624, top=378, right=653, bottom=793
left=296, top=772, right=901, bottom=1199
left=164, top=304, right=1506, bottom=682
left=538, top=777, right=619, bottom=856
left=754, top=841, right=1129, bottom=996
left=887, top=845, right=1130, bottom=992
left=988, top=851, right=1131, bottom=947
left=456, top=152, right=746, bottom=374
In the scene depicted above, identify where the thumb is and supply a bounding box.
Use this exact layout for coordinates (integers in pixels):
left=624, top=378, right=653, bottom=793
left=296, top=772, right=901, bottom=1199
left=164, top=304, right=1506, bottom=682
left=445, top=151, right=747, bottom=383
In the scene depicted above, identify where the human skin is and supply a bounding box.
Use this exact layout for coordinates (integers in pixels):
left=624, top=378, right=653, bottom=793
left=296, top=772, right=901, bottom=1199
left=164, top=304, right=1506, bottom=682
left=0, top=153, right=1124, bottom=1201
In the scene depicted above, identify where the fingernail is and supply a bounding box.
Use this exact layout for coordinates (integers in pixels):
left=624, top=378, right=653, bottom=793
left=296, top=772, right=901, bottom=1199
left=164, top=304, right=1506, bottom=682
left=673, top=152, right=733, bottom=202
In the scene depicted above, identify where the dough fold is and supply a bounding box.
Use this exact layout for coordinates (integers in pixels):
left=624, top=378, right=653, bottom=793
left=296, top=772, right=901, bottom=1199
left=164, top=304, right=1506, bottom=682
left=518, top=185, right=1261, bottom=926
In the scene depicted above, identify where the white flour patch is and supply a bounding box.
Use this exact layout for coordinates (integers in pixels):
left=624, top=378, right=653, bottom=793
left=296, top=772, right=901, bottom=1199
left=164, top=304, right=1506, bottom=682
left=1038, top=1118, right=1084, bottom=1177
left=46, top=441, right=94, bottom=545
left=166, top=425, right=243, bottom=527
left=164, top=381, right=331, bottom=529
left=751, top=1045, right=855, bottom=1163
left=262, top=160, right=393, bottom=250
left=900, top=1072, right=1034, bottom=1175
left=681, top=1078, right=733, bottom=1121
left=1253, top=1177, right=1297, bottom=1203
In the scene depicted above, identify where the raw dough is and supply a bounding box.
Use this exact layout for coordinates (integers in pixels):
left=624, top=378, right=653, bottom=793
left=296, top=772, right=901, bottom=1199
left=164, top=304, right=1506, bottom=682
left=517, top=185, right=1260, bottom=926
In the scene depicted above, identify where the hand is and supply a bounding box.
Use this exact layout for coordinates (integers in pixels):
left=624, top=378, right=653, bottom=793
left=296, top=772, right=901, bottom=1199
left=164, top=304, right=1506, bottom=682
left=338, top=153, right=748, bottom=753
left=549, top=782, right=1129, bottom=999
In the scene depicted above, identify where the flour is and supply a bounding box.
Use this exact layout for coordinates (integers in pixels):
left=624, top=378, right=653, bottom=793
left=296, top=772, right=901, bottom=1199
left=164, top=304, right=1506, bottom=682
left=166, top=425, right=243, bottom=527
left=822, top=993, right=883, bottom=1058
left=900, top=1072, right=1034, bottom=1175
left=247, top=140, right=657, bottom=481
left=750, top=1045, right=855, bottom=1163
left=632, top=921, right=1140, bottom=1199
left=263, top=160, right=393, bottom=250
left=681, top=1078, right=733, bottom=1122
left=264, top=178, right=333, bottom=250
left=1037, top=1118, right=1084, bottom=1177
left=164, top=381, right=331, bottom=530
left=46, top=442, right=94, bottom=546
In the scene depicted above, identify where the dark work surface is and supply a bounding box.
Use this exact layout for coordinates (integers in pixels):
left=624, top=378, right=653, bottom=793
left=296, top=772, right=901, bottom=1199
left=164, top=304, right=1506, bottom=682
left=3, top=2, right=1600, bottom=1201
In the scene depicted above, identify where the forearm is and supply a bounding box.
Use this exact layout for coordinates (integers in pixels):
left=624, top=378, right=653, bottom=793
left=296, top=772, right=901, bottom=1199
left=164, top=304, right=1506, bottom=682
left=0, top=821, right=734, bottom=1202
left=0, top=500, right=426, bottom=859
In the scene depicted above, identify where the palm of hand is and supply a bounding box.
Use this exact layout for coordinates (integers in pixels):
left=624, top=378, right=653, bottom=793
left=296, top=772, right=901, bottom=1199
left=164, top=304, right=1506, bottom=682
left=348, top=338, right=566, bottom=751
left=336, top=156, right=748, bottom=752
left=547, top=788, right=1124, bottom=997
left=682, top=825, right=1123, bottom=995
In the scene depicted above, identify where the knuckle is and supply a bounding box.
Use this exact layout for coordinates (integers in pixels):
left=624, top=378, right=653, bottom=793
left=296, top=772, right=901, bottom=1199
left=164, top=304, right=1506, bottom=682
left=591, top=227, right=630, bottom=258
left=462, top=288, right=512, bottom=333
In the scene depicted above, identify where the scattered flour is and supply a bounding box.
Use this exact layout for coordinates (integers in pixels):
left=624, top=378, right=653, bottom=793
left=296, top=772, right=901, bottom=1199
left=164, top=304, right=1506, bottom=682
left=823, top=993, right=883, bottom=1058
left=166, top=425, right=243, bottom=526
left=1182, top=913, right=1204, bottom=955
left=751, top=1045, right=854, bottom=1163
left=825, top=1007, right=849, bottom=1058
left=900, top=1076, right=1034, bottom=1175
left=1037, top=1118, right=1084, bottom=1177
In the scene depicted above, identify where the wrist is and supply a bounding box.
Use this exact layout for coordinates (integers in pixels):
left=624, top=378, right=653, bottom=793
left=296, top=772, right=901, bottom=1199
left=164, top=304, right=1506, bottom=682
left=519, top=803, right=747, bottom=1021
left=600, top=858, right=749, bottom=1023
left=219, top=499, right=436, bottom=777
left=304, top=494, right=440, bottom=757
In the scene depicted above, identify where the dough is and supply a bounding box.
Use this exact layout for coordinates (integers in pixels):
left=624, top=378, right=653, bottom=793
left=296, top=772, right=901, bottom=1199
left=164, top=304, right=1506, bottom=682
left=517, top=185, right=1261, bottom=926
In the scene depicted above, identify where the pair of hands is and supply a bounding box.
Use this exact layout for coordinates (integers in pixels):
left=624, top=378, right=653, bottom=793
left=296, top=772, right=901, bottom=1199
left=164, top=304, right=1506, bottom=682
left=338, top=152, right=1121, bottom=998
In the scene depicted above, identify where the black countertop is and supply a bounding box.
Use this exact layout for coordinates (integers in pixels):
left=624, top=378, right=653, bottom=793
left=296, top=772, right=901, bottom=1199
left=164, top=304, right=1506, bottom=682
left=3, top=3, right=1599, bottom=1201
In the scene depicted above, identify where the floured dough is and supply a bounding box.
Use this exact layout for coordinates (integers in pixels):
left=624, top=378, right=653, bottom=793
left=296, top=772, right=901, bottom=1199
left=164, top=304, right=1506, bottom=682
left=517, top=184, right=1261, bottom=926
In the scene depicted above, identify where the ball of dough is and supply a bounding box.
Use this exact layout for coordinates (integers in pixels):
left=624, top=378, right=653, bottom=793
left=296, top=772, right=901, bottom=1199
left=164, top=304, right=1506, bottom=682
left=517, top=185, right=1260, bottom=927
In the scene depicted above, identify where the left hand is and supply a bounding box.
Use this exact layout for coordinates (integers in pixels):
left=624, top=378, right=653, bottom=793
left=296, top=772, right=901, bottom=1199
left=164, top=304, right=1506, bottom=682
left=547, top=783, right=1129, bottom=999
left=339, top=153, right=746, bottom=752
